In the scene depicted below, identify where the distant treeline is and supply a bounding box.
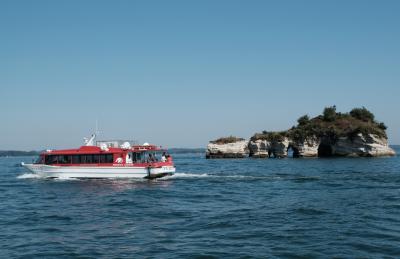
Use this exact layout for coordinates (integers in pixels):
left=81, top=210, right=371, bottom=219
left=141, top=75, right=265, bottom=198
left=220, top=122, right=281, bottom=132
left=0, top=150, right=40, bottom=157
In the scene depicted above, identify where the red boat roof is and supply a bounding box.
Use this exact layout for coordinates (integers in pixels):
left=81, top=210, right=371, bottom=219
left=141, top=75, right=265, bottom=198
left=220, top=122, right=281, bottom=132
left=42, top=144, right=163, bottom=155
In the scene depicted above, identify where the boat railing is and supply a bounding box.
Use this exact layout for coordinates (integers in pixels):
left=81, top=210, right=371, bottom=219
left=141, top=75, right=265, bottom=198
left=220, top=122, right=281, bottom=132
left=96, top=140, right=139, bottom=148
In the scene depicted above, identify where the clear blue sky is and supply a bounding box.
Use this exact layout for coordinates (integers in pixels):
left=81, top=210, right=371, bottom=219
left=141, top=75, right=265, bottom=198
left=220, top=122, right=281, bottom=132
left=1, top=0, right=399, bottom=150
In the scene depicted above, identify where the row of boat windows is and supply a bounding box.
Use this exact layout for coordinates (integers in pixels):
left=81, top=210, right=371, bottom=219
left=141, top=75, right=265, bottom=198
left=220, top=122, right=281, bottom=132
left=45, top=154, right=114, bottom=165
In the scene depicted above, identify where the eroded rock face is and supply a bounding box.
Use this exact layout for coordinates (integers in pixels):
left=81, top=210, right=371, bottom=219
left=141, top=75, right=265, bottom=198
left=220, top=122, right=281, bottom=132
left=290, top=137, right=320, bottom=157
left=206, top=140, right=249, bottom=159
left=248, top=138, right=290, bottom=158
left=248, top=139, right=271, bottom=158
left=207, top=134, right=395, bottom=159
left=332, top=133, right=396, bottom=157
left=271, top=138, right=290, bottom=158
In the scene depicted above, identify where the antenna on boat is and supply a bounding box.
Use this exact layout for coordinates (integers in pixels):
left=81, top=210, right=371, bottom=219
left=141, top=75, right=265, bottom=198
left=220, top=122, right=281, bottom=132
left=95, top=119, right=99, bottom=135
left=84, top=134, right=96, bottom=146
left=83, top=120, right=99, bottom=146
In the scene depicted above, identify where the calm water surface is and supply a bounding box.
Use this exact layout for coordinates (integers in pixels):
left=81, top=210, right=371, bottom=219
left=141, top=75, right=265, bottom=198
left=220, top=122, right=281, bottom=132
left=1, top=147, right=400, bottom=258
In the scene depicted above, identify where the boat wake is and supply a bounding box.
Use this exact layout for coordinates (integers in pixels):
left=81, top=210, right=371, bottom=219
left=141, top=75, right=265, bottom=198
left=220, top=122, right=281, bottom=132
left=161, top=173, right=321, bottom=182
left=17, top=173, right=80, bottom=181
left=17, top=173, right=42, bottom=179
left=160, top=172, right=281, bottom=180
left=17, top=172, right=315, bottom=182
left=157, top=173, right=210, bottom=180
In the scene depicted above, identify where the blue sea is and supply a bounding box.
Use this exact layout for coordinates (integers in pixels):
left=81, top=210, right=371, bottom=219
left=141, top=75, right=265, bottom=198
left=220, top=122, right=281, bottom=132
left=1, top=147, right=400, bottom=258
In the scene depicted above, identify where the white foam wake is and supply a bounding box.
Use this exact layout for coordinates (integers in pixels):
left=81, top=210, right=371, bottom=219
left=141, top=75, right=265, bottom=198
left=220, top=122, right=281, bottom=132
left=53, top=176, right=80, bottom=181
left=161, top=172, right=277, bottom=180
left=162, top=173, right=210, bottom=179
left=17, top=173, right=42, bottom=179
left=17, top=173, right=80, bottom=181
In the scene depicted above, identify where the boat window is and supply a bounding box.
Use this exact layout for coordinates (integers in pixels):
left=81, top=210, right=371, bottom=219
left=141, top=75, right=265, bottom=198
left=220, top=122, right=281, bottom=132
left=141, top=152, right=146, bottom=163
left=72, top=155, right=80, bottom=164
left=45, top=156, right=49, bottom=164
left=45, top=155, right=58, bottom=165
left=133, top=152, right=145, bottom=163
left=35, top=156, right=44, bottom=164
left=44, top=155, right=73, bottom=164
left=98, top=154, right=113, bottom=163
left=99, top=154, right=106, bottom=163
left=79, top=155, right=86, bottom=164
left=106, top=154, right=113, bottom=163
left=57, top=155, right=71, bottom=164
left=85, top=155, right=93, bottom=163
left=153, top=152, right=160, bottom=161
left=57, top=156, right=64, bottom=164
left=93, top=155, right=100, bottom=163
left=143, top=151, right=158, bottom=163
left=45, top=154, right=115, bottom=164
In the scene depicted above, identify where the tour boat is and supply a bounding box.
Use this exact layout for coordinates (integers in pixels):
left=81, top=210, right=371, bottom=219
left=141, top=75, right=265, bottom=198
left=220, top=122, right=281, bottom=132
left=21, top=134, right=176, bottom=179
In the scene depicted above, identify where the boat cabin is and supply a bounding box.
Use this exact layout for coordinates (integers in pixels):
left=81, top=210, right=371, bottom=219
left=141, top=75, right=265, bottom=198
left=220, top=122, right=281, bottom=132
left=36, top=144, right=171, bottom=166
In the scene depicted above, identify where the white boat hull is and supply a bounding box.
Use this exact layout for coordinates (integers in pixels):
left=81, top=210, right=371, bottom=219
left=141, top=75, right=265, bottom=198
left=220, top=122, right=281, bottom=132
left=21, top=163, right=175, bottom=179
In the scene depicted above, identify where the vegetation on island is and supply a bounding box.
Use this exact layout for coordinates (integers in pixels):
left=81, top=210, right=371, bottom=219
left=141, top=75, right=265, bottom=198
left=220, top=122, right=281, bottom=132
left=251, top=106, right=388, bottom=143
left=210, top=136, right=245, bottom=144
left=250, top=131, right=288, bottom=142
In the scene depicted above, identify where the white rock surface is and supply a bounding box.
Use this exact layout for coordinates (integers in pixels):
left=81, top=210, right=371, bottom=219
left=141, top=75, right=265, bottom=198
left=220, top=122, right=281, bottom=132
left=206, top=133, right=395, bottom=159
left=248, top=139, right=271, bottom=158
left=291, top=137, right=320, bottom=157
left=333, top=133, right=396, bottom=157
left=271, top=138, right=290, bottom=158
left=206, top=140, right=249, bottom=158
left=248, top=138, right=290, bottom=158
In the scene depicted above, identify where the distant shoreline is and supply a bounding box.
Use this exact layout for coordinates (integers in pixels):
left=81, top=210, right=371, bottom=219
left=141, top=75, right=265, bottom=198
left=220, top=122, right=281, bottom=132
left=0, top=151, right=40, bottom=157
left=0, top=148, right=206, bottom=157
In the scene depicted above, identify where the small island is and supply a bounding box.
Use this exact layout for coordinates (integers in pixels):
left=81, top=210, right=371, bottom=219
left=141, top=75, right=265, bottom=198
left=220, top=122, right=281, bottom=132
left=206, top=106, right=396, bottom=159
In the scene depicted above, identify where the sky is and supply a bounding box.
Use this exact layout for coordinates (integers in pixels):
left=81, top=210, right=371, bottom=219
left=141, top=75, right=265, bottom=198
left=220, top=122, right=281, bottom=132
left=1, top=0, right=399, bottom=150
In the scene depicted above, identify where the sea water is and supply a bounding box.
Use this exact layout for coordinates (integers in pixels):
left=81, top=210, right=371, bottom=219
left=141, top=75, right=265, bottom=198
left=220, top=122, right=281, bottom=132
left=1, top=147, right=400, bottom=258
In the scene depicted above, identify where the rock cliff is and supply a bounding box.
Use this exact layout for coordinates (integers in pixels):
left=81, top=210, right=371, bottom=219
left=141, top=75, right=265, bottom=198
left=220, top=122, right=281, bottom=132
left=206, top=137, right=249, bottom=159
left=332, top=133, right=395, bottom=157
left=248, top=139, right=270, bottom=158
left=248, top=132, right=290, bottom=158
left=286, top=106, right=396, bottom=158
left=289, top=137, right=320, bottom=157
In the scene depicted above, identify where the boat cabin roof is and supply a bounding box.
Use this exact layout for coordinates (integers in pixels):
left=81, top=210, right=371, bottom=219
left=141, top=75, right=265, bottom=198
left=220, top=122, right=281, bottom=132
left=41, top=144, right=163, bottom=155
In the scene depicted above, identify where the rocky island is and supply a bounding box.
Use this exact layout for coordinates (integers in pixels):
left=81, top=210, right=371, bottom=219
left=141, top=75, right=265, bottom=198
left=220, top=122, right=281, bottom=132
left=206, top=106, right=396, bottom=158
left=206, top=137, right=249, bottom=159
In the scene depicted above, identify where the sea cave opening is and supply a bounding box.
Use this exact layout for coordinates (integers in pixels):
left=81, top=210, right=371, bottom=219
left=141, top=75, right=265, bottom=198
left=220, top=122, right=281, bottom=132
left=287, top=146, right=300, bottom=158
left=318, top=143, right=333, bottom=157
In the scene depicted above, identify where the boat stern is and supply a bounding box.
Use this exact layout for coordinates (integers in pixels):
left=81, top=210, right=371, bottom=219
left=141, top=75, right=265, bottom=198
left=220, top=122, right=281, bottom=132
left=148, top=165, right=176, bottom=179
